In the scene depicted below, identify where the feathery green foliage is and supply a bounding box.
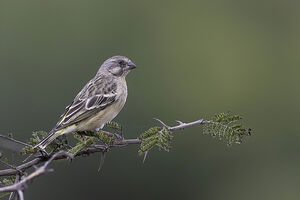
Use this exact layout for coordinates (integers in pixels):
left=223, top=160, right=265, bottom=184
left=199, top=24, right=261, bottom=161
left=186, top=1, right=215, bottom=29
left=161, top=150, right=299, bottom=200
left=69, top=130, right=115, bottom=155
left=138, top=126, right=173, bottom=155
left=20, top=131, right=69, bottom=155
left=20, top=131, right=48, bottom=155
left=95, top=131, right=115, bottom=144
left=19, top=115, right=251, bottom=159
left=68, top=135, right=96, bottom=155
left=105, top=121, right=122, bottom=133
left=0, top=176, right=15, bottom=186
left=0, top=176, right=15, bottom=198
left=0, top=114, right=252, bottom=196
left=137, top=112, right=252, bottom=156
left=0, top=192, right=10, bottom=198
left=203, top=112, right=252, bottom=145
left=0, top=175, right=17, bottom=197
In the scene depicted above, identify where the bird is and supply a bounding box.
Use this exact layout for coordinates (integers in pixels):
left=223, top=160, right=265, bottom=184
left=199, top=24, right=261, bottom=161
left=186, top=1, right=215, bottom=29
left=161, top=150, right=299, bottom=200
left=33, top=55, right=136, bottom=150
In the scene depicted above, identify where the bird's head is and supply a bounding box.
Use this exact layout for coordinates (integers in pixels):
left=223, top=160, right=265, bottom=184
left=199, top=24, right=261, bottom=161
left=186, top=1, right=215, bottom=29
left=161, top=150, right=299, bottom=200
left=98, top=55, right=136, bottom=77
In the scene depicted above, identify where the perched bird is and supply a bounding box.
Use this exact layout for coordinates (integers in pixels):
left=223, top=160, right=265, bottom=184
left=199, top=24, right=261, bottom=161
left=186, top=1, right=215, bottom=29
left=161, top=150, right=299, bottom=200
left=34, top=55, right=136, bottom=150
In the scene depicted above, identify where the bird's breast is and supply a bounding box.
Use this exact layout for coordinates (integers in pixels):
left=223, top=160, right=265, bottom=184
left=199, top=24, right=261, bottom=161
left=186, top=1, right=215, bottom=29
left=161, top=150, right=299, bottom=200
left=77, top=79, right=128, bottom=131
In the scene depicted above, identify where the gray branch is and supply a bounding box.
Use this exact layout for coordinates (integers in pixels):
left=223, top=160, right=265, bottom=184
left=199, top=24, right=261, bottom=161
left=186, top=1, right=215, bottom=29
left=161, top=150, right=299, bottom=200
left=169, top=119, right=206, bottom=131
left=154, top=118, right=207, bottom=131
left=0, top=118, right=206, bottom=199
left=0, top=119, right=205, bottom=177
left=0, top=151, right=73, bottom=199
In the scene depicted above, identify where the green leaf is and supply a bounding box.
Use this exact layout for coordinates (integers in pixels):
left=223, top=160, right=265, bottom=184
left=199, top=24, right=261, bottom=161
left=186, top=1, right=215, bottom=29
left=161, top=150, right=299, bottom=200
left=203, top=112, right=252, bottom=145
left=105, top=121, right=122, bottom=133
left=138, top=126, right=173, bottom=155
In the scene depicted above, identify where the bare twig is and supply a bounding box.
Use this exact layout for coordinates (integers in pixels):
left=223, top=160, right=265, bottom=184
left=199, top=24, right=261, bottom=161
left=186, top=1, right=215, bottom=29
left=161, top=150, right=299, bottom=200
left=17, top=190, right=24, bottom=200
left=98, top=151, right=107, bottom=172
left=168, top=119, right=206, bottom=131
left=0, top=135, right=30, bottom=147
left=153, top=118, right=168, bottom=127
left=154, top=118, right=206, bottom=131
left=0, top=151, right=73, bottom=194
left=8, top=174, right=20, bottom=200
left=142, top=151, right=149, bottom=163
left=0, top=157, right=42, bottom=177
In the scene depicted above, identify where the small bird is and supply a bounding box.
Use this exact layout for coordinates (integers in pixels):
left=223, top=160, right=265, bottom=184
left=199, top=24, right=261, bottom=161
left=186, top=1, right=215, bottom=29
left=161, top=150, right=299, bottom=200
left=34, top=56, right=136, bottom=150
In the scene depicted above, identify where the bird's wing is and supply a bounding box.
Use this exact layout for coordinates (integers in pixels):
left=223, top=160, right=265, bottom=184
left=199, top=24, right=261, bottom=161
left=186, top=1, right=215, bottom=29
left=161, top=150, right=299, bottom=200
left=53, top=75, right=117, bottom=131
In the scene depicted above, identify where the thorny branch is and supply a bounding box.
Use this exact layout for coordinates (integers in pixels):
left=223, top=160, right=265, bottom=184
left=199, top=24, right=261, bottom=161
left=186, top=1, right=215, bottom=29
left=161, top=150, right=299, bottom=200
left=0, top=138, right=141, bottom=177
left=0, top=119, right=203, bottom=177
left=0, top=116, right=251, bottom=199
left=0, top=151, right=73, bottom=199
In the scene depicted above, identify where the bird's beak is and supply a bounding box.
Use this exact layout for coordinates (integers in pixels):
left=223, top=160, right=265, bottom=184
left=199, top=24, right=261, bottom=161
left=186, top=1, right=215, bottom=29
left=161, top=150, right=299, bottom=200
left=127, top=61, right=136, bottom=70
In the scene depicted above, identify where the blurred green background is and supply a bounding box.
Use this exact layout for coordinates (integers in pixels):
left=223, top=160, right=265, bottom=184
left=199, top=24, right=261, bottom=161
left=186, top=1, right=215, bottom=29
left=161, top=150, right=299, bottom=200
left=0, top=0, right=300, bottom=199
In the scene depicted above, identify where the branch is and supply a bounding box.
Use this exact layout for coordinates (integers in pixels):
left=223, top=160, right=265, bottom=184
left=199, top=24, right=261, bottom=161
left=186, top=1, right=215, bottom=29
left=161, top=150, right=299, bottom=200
left=0, top=119, right=202, bottom=177
left=154, top=118, right=206, bottom=131
left=0, top=151, right=73, bottom=199
left=0, top=135, right=30, bottom=147
left=0, top=138, right=141, bottom=177
left=8, top=174, right=20, bottom=200
left=0, top=115, right=252, bottom=199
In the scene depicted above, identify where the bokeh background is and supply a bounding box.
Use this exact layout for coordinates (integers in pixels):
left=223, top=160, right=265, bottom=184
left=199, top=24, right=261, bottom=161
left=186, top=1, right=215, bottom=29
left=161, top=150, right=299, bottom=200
left=0, top=0, right=300, bottom=199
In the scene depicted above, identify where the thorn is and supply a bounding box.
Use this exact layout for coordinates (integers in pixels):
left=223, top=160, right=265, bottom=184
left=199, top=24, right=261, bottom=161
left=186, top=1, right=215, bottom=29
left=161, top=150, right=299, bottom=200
left=46, top=168, right=54, bottom=173
left=65, top=152, right=74, bottom=162
left=143, top=151, right=148, bottom=163
left=175, top=120, right=185, bottom=130
left=98, top=151, right=106, bottom=172
left=175, top=120, right=184, bottom=125
left=112, top=132, right=123, bottom=140
left=8, top=191, right=16, bottom=200
left=22, top=153, right=34, bottom=163
left=154, top=118, right=168, bottom=127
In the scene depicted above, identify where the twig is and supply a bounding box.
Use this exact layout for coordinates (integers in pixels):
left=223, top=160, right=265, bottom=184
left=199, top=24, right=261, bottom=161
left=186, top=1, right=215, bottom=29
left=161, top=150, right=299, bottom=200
left=8, top=174, right=20, bottom=200
left=168, top=119, right=206, bottom=131
left=18, top=190, right=24, bottom=200
left=0, top=158, right=42, bottom=177
left=154, top=118, right=206, bottom=131
left=0, top=160, right=17, bottom=172
left=0, top=151, right=73, bottom=194
left=0, top=135, right=31, bottom=147
left=0, top=139, right=142, bottom=177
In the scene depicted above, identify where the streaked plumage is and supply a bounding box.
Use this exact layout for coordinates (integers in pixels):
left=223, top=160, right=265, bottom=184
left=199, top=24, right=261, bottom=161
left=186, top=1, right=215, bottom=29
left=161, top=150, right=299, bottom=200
left=34, top=56, right=136, bottom=149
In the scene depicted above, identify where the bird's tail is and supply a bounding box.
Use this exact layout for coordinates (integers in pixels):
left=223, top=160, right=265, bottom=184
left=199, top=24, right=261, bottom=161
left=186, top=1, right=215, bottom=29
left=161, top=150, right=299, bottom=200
left=33, top=130, right=59, bottom=150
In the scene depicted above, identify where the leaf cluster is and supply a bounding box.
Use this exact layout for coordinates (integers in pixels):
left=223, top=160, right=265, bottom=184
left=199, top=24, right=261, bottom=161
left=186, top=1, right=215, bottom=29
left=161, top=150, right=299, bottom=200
left=0, top=176, right=15, bottom=198
left=203, top=112, right=252, bottom=145
left=138, top=126, right=173, bottom=155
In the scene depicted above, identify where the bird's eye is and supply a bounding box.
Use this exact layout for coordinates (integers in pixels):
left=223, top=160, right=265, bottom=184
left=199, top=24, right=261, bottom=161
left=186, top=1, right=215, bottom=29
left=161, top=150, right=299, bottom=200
left=118, top=60, right=125, bottom=65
